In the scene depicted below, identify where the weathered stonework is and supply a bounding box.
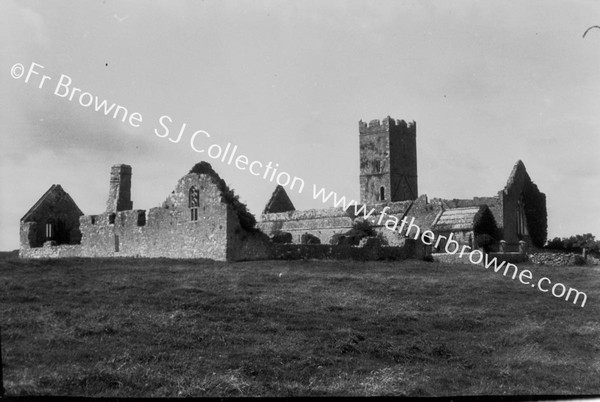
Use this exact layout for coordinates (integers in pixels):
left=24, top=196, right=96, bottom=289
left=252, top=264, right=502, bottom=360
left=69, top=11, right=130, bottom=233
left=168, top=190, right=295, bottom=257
left=106, top=164, right=133, bottom=212
left=529, top=252, right=583, bottom=266
left=19, top=185, right=83, bottom=253
left=259, top=118, right=546, bottom=256
left=20, top=115, right=547, bottom=262
left=258, top=208, right=355, bottom=245
left=359, top=117, right=418, bottom=204
left=431, top=161, right=547, bottom=251
left=263, top=185, right=295, bottom=214
left=20, top=163, right=272, bottom=261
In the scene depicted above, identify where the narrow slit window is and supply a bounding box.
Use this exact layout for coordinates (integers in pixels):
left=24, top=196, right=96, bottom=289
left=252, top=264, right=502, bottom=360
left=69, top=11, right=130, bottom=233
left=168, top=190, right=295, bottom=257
left=374, top=160, right=381, bottom=173
left=380, top=186, right=385, bottom=201
left=45, top=219, right=55, bottom=239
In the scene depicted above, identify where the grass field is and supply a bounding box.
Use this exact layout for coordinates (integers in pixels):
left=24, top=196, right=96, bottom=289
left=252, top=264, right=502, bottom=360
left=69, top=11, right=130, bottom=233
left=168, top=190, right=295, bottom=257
left=1, top=255, right=599, bottom=397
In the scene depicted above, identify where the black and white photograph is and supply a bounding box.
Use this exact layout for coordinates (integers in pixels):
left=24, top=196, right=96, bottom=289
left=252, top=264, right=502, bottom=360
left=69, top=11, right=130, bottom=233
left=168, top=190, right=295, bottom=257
left=1, top=0, right=599, bottom=398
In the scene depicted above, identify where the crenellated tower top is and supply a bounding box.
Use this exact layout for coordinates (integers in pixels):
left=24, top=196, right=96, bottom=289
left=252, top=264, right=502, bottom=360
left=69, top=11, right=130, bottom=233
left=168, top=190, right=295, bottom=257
left=359, top=116, right=418, bottom=204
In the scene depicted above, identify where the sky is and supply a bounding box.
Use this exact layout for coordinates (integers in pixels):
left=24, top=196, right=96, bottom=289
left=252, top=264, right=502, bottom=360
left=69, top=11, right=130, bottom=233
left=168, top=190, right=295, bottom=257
left=1, top=0, right=599, bottom=251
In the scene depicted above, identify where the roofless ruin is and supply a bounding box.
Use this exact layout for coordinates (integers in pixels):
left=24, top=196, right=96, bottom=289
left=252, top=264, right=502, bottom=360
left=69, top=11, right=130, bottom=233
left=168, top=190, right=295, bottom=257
left=20, top=116, right=547, bottom=261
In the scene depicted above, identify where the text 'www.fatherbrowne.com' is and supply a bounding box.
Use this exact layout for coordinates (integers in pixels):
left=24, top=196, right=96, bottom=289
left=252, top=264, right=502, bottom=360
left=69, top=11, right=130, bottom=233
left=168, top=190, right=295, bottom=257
left=311, top=185, right=588, bottom=308
left=10, top=61, right=588, bottom=308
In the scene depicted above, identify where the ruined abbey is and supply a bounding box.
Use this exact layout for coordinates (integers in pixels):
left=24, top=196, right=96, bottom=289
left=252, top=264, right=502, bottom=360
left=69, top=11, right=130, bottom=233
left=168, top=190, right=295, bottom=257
left=19, top=116, right=547, bottom=261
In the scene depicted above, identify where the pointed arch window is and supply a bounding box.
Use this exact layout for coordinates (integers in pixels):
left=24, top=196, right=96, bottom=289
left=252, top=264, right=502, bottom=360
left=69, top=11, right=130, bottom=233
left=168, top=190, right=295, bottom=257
left=517, top=197, right=528, bottom=237
left=189, top=186, right=199, bottom=221
left=380, top=186, right=385, bottom=201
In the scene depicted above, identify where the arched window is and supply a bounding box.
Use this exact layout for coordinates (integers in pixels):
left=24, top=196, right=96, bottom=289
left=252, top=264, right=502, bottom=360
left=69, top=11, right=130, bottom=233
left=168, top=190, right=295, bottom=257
left=380, top=186, right=385, bottom=201
left=45, top=219, right=55, bottom=240
left=517, top=197, right=528, bottom=237
left=189, top=186, right=199, bottom=221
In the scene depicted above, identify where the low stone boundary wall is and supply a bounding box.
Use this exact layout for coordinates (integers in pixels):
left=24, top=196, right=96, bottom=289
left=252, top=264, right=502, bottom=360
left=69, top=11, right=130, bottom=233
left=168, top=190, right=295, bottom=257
left=20, top=234, right=418, bottom=262
left=431, top=253, right=474, bottom=265
left=432, top=251, right=527, bottom=265
left=487, top=252, right=528, bottom=264
left=269, top=243, right=410, bottom=261
left=528, top=252, right=584, bottom=266
left=19, top=243, right=83, bottom=258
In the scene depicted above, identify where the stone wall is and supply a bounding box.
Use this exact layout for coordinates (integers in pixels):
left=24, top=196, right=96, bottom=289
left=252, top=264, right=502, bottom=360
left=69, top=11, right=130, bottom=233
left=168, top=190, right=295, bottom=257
left=437, top=196, right=503, bottom=235
left=21, top=170, right=272, bottom=262
left=528, top=252, right=584, bottom=266
left=500, top=161, right=547, bottom=248
left=263, top=185, right=295, bottom=214
left=258, top=208, right=355, bottom=245
left=359, top=117, right=418, bottom=203
left=487, top=252, right=528, bottom=264
left=404, top=195, right=442, bottom=232
left=258, top=200, right=417, bottom=246
left=432, top=230, right=474, bottom=252
left=20, top=185, right=83, bottom=248
left=73, top=173, right=232, bottom=260
left=106, top=164, right=133, bottom=212
left=268, top=239, right=414, bottom=261
left=432, top=252, right=478, bottom=265
left=19, top=242, right=82, bottom=258
left=432, top=251, right=527, bottom=265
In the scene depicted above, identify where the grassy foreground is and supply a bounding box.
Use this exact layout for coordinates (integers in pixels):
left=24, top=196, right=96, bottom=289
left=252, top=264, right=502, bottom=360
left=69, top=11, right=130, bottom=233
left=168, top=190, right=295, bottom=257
left=0, top=256, right=599, bottom=397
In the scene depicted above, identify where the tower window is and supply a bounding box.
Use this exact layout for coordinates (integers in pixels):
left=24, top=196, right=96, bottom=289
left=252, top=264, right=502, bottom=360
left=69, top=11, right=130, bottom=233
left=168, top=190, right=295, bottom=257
left=380, top=186, right=385, bottom=201
left=373, top=160, right=381, bottom=173
left=109, top=213, right=116, bottom=224
left=189, top=186, right=199, bottom=222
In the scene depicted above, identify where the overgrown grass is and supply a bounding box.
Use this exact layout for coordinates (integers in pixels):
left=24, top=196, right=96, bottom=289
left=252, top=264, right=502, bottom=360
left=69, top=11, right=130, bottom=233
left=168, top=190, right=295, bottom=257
left=1, top=257, right=599, bottom=397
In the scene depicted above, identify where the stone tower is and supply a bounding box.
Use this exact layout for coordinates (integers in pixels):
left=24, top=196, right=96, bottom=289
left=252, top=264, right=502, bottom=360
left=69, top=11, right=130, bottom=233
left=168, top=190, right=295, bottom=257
left=359, top=116, right=418, bottom=204
left=106, top=164, right=133, bottom=212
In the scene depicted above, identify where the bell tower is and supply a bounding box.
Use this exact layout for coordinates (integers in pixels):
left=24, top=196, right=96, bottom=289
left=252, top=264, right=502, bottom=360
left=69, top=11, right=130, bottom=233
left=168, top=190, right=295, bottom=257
left=359, top=116, right=418, bottom=204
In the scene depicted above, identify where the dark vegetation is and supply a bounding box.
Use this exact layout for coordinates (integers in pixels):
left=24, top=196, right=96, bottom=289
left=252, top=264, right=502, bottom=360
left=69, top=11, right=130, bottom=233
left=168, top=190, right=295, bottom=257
left=188, top=162, right=257, bottom=232
left=523, top=180, right=547, bottom=248
left=475, top=234, right=496, bottom=253
left=473, top=207, right=500, bottom=240
left=1, top=256, right=599, bottom=397
left=270, top=231, right=293, bottom=244
left=300, top=233, right=321, bottom=245
left=330, top=220, right=377, bottom=246
left=546, top=233, right=600, bottom=257
left=474, top=207, right=501, bottom=252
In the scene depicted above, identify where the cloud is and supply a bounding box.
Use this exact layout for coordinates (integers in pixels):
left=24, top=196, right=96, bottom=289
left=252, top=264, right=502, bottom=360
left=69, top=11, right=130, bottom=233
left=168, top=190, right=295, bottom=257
left=1, top=81, right=155, bottom=167
left=19, top=6, right=48, bottom=45
left=1, top=0, right=48, bottom=52
left=22, top=98, right=154, bottom=157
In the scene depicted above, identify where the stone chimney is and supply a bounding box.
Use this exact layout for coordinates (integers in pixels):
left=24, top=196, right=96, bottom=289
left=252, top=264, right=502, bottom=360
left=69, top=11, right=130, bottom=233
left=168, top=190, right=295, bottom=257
left=106, top=164, right=133, bottom=212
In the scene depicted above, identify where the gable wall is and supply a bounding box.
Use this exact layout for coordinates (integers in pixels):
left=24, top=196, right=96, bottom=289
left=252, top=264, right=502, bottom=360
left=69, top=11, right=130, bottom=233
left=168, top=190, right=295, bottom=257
left=501, top=165, right=530, bottom=247
left=20, top=186, right=83, bottom=248
left=77, top=174, right=231, bottom=260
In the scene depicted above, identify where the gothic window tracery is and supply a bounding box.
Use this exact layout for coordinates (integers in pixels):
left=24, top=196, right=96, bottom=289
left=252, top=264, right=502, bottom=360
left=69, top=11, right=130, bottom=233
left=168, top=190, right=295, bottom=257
left=189, top=186, right=199, bottom=221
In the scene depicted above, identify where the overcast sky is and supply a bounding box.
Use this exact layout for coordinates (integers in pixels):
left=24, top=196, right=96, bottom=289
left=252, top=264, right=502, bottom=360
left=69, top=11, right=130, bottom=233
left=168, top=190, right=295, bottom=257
left=1, top=0, right=599, bottom=251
